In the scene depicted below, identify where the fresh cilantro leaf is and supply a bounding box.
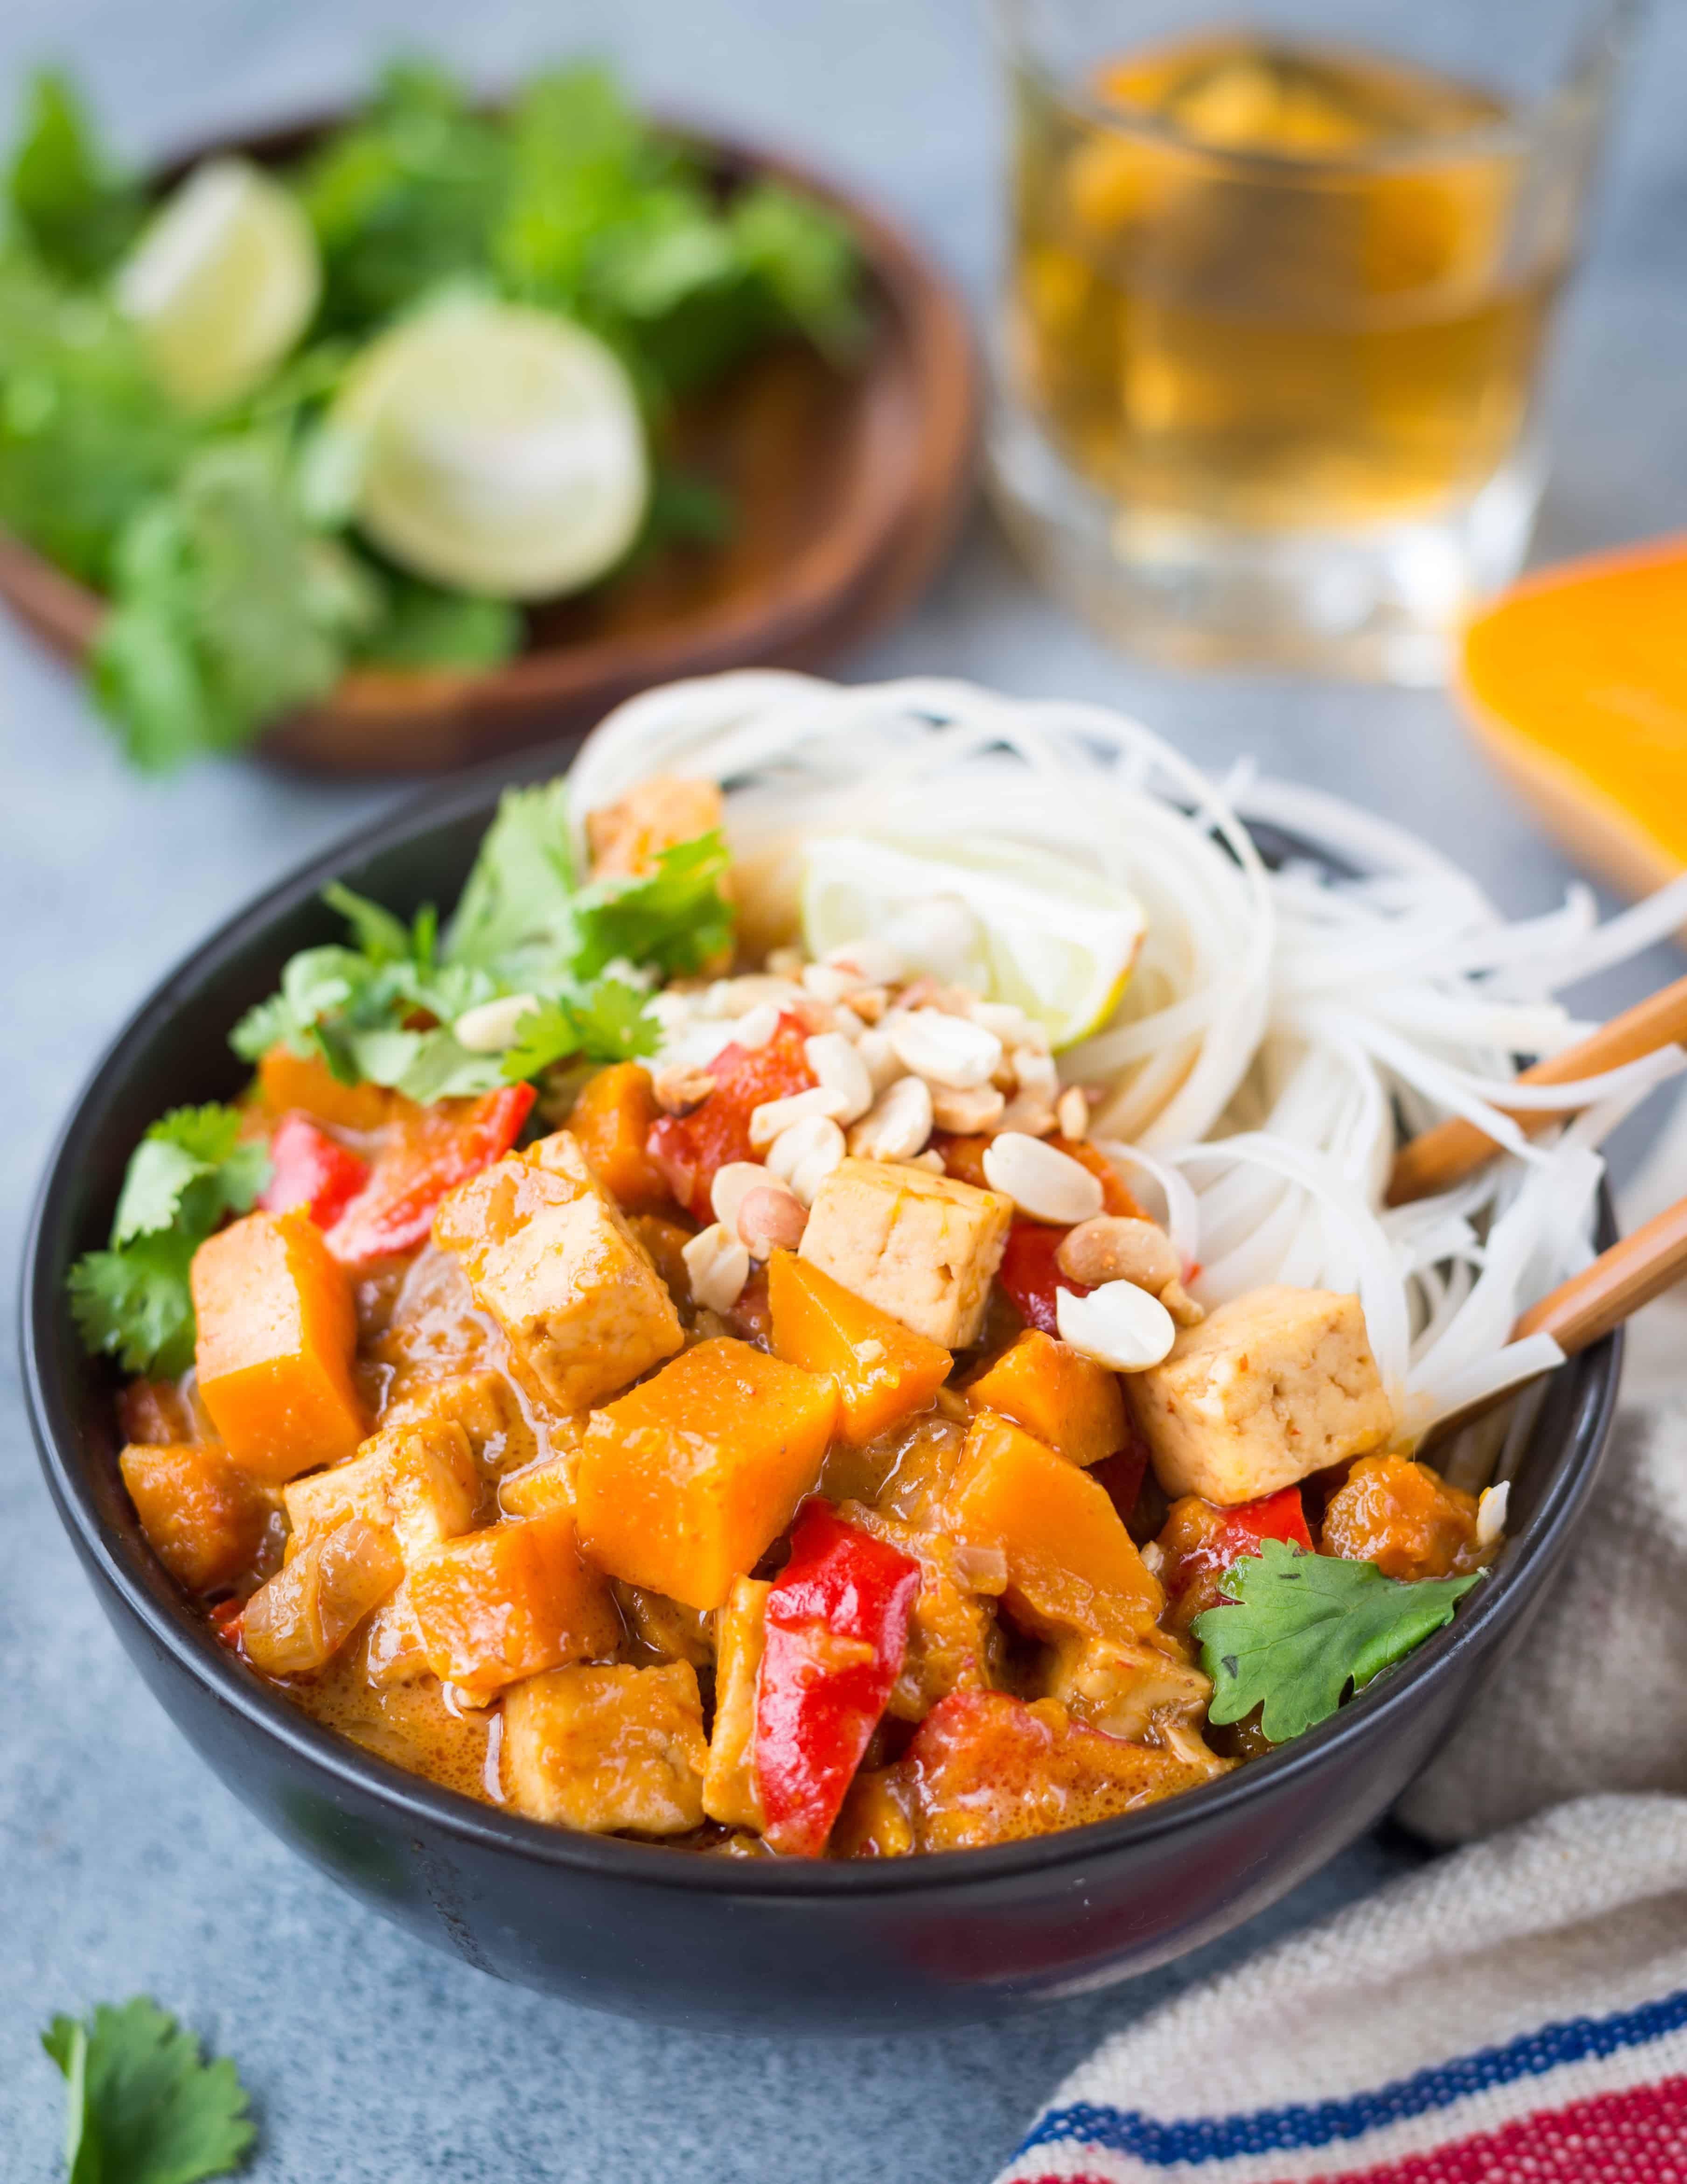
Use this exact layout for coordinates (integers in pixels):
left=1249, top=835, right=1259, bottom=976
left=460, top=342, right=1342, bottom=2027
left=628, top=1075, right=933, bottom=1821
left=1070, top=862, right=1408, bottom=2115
left=568, top=829, right=734, bottom=980
left=1193, top=1540, right=1486, bottom=1745
left=729, top=181, right=867, bottom=360
left=69, top=1106, right=269, bottom=1377
left=356, top=578, right=521, bottom=670
left=500, top=977, right=658, bottom=1078
left=442, top=779, right=578, bottom=981
left=43, top=1996, right=254, bottom=2184
left=229, top=944, right=377, bottom=1064
left=320, top=881, right=419, bottom=967
left=7, top=70, right=142, bottom=283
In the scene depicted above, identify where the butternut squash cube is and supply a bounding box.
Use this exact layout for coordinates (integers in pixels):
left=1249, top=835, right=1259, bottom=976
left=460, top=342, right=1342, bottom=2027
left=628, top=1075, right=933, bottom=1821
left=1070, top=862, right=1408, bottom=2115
left=568, top=1063, right=672, bottom=1213
left=119, top=1441, right=270, bottom=1594
left=258, top=1044, right=393, bottom=1132
left=948, top=1411, right=1164, bottom=1644
left=502, top=1662, right=709, bottom=1834
left=283, top=1416, right=480, bottom=1566
left=406, top=1508, right=619, bottom=1703
left=767, top=1250, right=952, bottom=1446
left=585, top=775, right=724, bottom=880
left=243, top=1517, right=403, bottom=1676
left=798, top=1158, right=1012, bottom=1349
left=964, top=1331, right=1127, bottom=1467
left=192, top=1211, right=366, bottom=1485
left=575, top=1337, right=838, bottom=1611
left=433, top=1131, right=683, bottom=1415
left=701, top=1576, right=770, bottom=1829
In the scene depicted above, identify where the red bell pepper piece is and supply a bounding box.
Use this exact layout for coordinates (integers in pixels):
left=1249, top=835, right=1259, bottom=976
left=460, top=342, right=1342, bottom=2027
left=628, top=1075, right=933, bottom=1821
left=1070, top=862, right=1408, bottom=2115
left=325, top=1082, right=535, bottom=1266
left=1164, top=1486, right=1312, bottom=1618
left=753, top=1500, right=921, bottom=1856
left=997, top=1220, right=1092, bottom=1336
left=258, top=1113, right=370, bottom=1230
left=209, top=1598, right=246, bottom=1649
left=646, top=1014, right=815, bottom=1218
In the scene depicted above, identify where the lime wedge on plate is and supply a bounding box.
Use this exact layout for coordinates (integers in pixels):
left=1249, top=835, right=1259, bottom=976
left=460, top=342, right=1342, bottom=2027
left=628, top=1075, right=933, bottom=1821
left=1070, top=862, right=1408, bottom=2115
left=331, top=301, right=649, bottom=599
left=113, top=156, right=320, bottom=411
left=801, top=836, right=1147, bottom=1050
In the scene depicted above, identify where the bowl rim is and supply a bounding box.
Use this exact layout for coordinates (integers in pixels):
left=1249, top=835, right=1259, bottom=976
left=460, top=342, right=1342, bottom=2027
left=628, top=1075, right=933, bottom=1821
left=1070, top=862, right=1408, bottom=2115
left=19, top=757, right=1623, bottom=1899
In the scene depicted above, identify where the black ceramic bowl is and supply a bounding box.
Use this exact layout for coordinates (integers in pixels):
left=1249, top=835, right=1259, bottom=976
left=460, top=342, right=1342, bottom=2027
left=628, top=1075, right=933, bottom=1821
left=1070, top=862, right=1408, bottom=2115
left=21, top=764, right=1621, bottom=2031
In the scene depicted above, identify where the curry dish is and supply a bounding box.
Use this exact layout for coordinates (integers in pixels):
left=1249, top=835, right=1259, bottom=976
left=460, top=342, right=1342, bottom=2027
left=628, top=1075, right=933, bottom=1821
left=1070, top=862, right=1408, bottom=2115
left=100, top=761, right=1506, bottom=1860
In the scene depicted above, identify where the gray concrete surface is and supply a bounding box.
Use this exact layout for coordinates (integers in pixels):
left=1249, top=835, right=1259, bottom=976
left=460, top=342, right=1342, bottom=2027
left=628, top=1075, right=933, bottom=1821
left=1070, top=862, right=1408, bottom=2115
left=2, top=1, right=1684, bottom=2176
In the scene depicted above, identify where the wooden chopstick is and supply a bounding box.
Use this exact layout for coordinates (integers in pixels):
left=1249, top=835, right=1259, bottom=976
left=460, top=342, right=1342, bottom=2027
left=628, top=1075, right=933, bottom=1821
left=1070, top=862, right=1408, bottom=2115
left=1513, top=1194, right=1687, bottom=1354
left=1387, top=973, right=1687, bottom=1207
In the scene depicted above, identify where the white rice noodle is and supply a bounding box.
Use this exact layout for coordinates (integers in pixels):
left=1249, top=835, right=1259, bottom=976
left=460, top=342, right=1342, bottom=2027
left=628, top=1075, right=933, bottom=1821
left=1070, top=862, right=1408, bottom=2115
left=572, top=672, right=1687, bottom=1479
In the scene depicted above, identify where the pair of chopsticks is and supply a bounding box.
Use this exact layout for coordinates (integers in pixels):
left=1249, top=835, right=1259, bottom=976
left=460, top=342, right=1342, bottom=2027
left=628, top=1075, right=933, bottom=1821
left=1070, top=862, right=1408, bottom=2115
left=1387, top=972, right=1687, bottom=1378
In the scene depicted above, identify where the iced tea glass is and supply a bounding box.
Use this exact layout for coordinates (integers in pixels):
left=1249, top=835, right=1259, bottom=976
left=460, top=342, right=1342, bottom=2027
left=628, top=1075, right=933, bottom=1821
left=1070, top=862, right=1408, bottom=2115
left=990, top=0, right=1639, bottom=680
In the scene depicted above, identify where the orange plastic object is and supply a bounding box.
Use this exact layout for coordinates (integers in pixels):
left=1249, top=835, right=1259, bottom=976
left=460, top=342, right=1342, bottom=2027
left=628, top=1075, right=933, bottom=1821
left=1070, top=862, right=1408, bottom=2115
left=948, top=1410, right=1163, bottom=1639
left=192, top=1211, right=367, bottom=1485
left=575, top=1337, right=839, bottom=1611
left=1459, top=536, right=1687, bottom=903
left=569, top=1064, right=673, bottom=1213
left=964, top=1330, right=1126, bottom=1467
left=119, top=1441, right=270, bottom=1593
left=257, top=1046, right=393, bottom=1133
left=406, top=1509, right=620, bottom=1703
left=767, top=1251, right=952, bottom=1446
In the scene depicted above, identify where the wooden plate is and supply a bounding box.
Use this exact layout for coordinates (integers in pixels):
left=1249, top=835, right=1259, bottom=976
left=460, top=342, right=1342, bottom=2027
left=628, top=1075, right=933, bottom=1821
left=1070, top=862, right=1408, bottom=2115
left=0, top=113, right=978, bottom=775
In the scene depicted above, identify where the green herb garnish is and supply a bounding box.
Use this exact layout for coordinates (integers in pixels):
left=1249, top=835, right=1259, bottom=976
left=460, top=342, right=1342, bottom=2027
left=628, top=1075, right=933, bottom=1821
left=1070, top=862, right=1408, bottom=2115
left=1193, top=1539, right=1485, bottom=1745
left=43, top=1997, right=255, bottom=2184
left=68, top=1107, right=270, bottom=1377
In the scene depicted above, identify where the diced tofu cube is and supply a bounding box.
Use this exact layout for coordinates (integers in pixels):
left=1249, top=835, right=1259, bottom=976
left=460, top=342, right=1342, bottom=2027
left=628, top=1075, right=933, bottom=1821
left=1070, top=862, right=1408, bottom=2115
left=243, top=1517, right=403, bottom=1676
left=433, top=1131, right=683, bottom=1415
left=585, top=775, right=724, bottom=880
left=192, top=1211, right=366, bottom=1484
left=701, top=1577, right=769, bottom=1829
left=364, top=1586, right=429, bottom=1686
left=119, top=1441, right=271, bottom=1594
left=502, top=1662, right=708, bottom=1834
left=965, top=1330, right=1126, bottom=1467
left=948, top=1411, right=1163, bottom=1644
left=406, top=1508, right=620, bottom=1703
left=568, top=1064, right=672, bottom=1213
left=283, top=1417, right=480, bottom=1566
left=1045, top=1630, right=1212, bottom=1743
left=768, top=1250, right=952, bottom=1446
left=575, top=1338, right=838, bottom=1611
left=797, top=1158, right=1012, bottom=1349
left=1134, top=1286, right=1393, bottom=1506
left=382, top=1368, right=537, bottom=1473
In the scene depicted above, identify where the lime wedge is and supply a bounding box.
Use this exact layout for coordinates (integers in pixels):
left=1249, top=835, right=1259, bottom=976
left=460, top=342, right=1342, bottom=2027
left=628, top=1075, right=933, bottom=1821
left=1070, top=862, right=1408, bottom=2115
left=331, top=301, right=649, bottom=599
left=113, top=156, right=320, bottom=411
left=801, top=835, right=1147, bottom=1050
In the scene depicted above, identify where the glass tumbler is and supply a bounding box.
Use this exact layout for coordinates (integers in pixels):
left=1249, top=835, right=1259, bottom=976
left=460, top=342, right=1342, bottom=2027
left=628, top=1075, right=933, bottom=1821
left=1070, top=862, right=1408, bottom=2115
left=989, top=0, right=1640, bottom=681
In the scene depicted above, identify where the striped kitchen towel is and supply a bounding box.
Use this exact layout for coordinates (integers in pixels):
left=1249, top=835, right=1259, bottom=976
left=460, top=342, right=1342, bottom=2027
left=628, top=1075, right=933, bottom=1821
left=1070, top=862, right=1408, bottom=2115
left=996, top=1793, right=1687, bottom=2183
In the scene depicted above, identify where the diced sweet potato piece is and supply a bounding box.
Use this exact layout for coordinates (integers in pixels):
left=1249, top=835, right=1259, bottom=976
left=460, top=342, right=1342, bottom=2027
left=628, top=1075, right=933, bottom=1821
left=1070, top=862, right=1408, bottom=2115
left=1321, top=1453, right=1483, bottom=1580
left=575, top=1337, right=838, bottom=1611
left=586, top=776, right=724, bottom=880
left=434, top=1131, right=683, bottom=1415
left=497, top=1456, right=574, bottom=1520
left=192, top=1211, right=366, bottom=1485
left=283, top=1417, right=480, bottom=1565
left=243, top=1517, right=403, bottom=1676
left=842, top=1501, right=1001, bottom=1722
left=964, top=1330, right=1126, bottom=1467
left=502, top=1662, right=709, bottom=1834
left=258, top=1045, right=393, bottom=1133
left=702, top=1576, right=770, bottom=1829
left=406, top=1508, right=620, bottom=1703
left=767, top=1250, right=952, bottom=1446
left=798, top=1158, right=1012, bottom=1349
left=569, top=1064, right=672, bottom=1213
left=1134, top=1286, right=1393, bottom=1505
left=888, top=1690, right=1227, bottom=1852
left=120, top=1441, right=270, bottom=1594
left=948, top=1411, right=1164, bottom=1643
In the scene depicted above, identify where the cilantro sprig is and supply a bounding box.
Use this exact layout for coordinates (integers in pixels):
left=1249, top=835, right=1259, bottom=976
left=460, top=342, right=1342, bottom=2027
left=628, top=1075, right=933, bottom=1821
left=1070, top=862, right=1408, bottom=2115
left=68, top=1108, right=270, bottom=1378
left=1193, top=1540, right=1485, bottom=1745
left=44, top=1997, right=254, bottom=2184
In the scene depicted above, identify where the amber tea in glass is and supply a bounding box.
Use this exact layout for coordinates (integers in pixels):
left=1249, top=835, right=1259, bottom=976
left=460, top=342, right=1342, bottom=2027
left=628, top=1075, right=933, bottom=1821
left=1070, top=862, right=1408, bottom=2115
left=990, top=1, right=1637, bottom=679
